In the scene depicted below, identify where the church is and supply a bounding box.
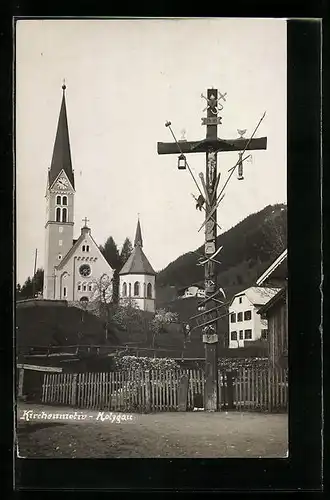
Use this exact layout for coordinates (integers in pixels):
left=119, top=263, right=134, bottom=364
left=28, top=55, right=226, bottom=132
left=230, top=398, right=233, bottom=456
left=43, top=84, right=156, bottom=312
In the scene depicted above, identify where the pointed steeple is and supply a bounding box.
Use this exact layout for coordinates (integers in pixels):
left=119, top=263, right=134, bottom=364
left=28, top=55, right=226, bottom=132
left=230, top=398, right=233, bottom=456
left=48, top=83, right=75, bottom=189
left=134, top=218, right=143, bottom=247
left=119, top=217, right=155, bottom=276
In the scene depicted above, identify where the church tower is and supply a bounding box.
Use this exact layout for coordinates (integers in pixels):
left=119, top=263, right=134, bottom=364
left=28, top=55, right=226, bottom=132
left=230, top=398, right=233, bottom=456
left=119, top=219, right=156, bottom=313
left=43, top=84, right=75, bottom=299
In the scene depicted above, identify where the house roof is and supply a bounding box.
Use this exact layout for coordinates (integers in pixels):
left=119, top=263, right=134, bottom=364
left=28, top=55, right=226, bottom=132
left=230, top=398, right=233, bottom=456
left=256, top=249, right=287, bottom=286
left=48, top=85, right=75, bottom=189
left=119, top=219, right=155, bottom=276
left=257, top=287, right=286, bottom=315
left=231, top=286, right=281, bottom=307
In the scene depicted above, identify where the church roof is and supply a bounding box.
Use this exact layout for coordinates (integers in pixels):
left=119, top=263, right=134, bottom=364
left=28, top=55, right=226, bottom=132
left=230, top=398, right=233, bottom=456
left=134, top=219, right=143, bottom=247
left=56, top=225, right=113, bottom=272
left=119, top=245, right=156, bottom=276
left=119, top=219, right=155, bottom=276
left=48, top=85, right=75, bottom=189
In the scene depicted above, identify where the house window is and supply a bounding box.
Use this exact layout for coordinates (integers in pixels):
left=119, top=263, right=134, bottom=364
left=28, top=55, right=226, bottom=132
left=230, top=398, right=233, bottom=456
left=134, top=281, right=140, bottom=296
left=231, top=331, right=237, bottom=340
left=244, top=329, right=252, bottom=340
left=63, top=286, right=67, bottom=298
left=244, top=310, right=252, bottom=321
left=239, top=297, right=242, bottom=304
left=230, top=313, right=236, bottom=323
left=56, top=207, right=61, bottom=222
left=237, top=312, right=243, bottom=322
left=62, top=196, right=67, bottom=206
left=56, top=195, right=61, bottom=205
left=147, top=283, right=152, bottom=298
left=62, top=208, right=67, bottom=223
left=239, top=330, right=244, bottom=339
left=122, top=282, right=127, bottom=297
left=261, top=329, right=268, bottom=340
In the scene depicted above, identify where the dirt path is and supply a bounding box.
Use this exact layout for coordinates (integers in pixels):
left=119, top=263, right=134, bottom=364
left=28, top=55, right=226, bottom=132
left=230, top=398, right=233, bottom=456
left=16, top=403, right=288, bottom=458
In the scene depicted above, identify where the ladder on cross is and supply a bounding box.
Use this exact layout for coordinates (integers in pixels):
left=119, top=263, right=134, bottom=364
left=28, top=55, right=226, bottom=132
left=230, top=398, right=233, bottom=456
left=189, top=304, right=227, bottom=331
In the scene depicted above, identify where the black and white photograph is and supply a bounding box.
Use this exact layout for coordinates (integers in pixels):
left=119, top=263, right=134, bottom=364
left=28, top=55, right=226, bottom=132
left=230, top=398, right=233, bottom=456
left=15, top=18, right=288, bottom=459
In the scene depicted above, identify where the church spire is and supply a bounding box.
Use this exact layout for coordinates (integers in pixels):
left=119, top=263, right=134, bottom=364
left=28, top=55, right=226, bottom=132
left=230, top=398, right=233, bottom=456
left=134, top=218, right=143, bottom=247
left=48, top=83, right=75, bottom=189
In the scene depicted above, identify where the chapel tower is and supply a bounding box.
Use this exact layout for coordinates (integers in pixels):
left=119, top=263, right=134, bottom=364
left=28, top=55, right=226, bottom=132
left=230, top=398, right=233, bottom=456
left=43, top=84, right=75, bottom=299
left=119, top=219, right=156, bottom=312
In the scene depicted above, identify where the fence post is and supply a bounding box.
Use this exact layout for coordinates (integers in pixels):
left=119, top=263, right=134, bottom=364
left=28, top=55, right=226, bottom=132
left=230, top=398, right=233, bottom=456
left=18, top=368, right=25, bottom=398
left=226, top=370, right=235, bottom=410
left=145, top=370, right=151, bottom=413
left=178, top=374, right=189, bottom=412
left=71, top=373, right=78, bottom=407
left=268, top=368, right=272, bottom=412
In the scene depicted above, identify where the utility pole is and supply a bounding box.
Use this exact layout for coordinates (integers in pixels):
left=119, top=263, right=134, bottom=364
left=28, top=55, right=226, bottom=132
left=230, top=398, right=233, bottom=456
left=157, top=88, right=267, bottom=411
left=32, top=248, right=37, bottom=298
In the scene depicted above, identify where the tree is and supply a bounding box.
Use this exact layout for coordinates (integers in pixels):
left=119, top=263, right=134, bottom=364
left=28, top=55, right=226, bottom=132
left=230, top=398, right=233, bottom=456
left=120, top=237, right=133, bottom=266
left=100, top=237, right=121, bottom=303
left=150, top=309, right=179, bottom=348
left=100, top=235, right=133, bottom=305
left=18, top=268, right=44, bottom=300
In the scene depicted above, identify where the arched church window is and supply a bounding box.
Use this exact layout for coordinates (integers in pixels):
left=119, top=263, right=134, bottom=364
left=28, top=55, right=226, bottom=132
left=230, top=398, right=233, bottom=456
left=82, top=245, right=85, bottom=252
left=77, top=283, right=81, bottom=291
left=122, top=282, right=127, bottom=297
left=62, top=208, right=67, bottom=223
left=134, top=281, right=140, bottom=297
left=80, top=296, right=89, bottom=302
left=147, top=283, right=152, bottom=298
left=56, top=207, right=61, bottom=222
left=63, top=286, right=67, bottom=298
left=86, top=245, right=90, bottom=252
left=56, top=195, right=61, bottom=205
left=83, top=283, right=87, bottom=292
left=129, top=283, right=131, bottom=296
left=62, top=196, right=67, bottom=206
left=88, top=284, right=93, bottom=291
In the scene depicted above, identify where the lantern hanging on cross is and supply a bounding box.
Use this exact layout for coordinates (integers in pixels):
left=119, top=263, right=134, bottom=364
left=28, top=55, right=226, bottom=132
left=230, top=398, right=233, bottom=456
left=178, top=153, right=187, bottom=170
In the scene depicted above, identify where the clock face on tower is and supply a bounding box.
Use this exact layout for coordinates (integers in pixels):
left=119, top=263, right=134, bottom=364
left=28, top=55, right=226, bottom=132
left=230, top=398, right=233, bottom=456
left=79, top=264, right=91, bottom=277
left=56, top=177, right=69, bottom=189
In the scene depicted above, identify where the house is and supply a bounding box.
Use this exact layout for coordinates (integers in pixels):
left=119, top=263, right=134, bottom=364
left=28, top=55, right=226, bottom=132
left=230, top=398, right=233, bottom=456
left=256, top=249, right=288, bottom=369
left=228, top=286, right=280, bottom=348
left=178, top=285, right=205, bottom=299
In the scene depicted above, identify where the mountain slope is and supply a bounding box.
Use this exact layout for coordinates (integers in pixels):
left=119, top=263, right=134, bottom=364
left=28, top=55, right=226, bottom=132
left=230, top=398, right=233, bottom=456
left=156, top=203, right=287, bottom=347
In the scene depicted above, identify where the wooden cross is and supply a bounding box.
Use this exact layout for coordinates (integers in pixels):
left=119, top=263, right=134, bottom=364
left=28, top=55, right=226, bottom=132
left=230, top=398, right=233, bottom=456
left=82, top=217, right=89, bottom=227
left=157, top=88, right=267, bottom=411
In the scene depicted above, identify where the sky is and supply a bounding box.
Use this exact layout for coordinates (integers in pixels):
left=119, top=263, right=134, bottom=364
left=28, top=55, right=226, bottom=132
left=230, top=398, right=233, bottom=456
left=16, top=18, right=287, bottom=285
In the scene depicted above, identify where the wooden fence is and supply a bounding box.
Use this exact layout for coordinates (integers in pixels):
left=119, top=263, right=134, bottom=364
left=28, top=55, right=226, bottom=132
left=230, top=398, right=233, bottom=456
left=41, top=367, right=287, bottom=412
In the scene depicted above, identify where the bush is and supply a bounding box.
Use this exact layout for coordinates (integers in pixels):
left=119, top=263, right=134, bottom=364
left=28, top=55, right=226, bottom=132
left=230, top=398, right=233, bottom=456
left=112, top=354, right=180, bottom=371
